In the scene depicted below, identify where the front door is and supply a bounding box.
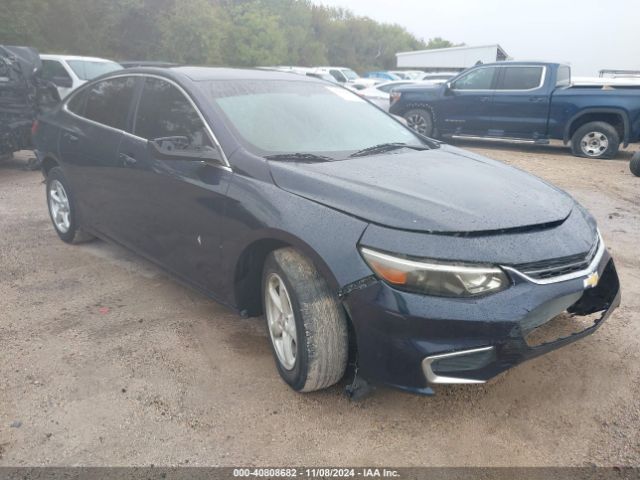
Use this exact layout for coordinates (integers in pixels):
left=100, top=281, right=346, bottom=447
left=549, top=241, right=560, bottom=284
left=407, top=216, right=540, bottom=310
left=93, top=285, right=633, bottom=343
left=439, top=66, right=499, bottom=136
left=114, top=76, right=233, bottom=294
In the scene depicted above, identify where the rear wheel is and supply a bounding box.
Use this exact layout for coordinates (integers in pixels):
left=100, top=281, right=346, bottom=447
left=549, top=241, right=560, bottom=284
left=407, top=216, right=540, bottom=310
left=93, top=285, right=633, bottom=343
left=571, top=121, right=620, bottom=159
left=630, top=152, right=640, bottom=177
left=262, top=248, right=348, bottom=392
left=404, top=108, right=434, bottom=137
left=46, top=167, right=94, bottom=244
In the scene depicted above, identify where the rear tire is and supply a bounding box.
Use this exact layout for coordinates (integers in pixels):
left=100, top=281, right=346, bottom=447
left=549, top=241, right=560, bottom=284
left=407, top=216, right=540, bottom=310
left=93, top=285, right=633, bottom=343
left=404, top=108, right=434, bottom=137
left=262, top=248, right=348, bottom=392
left=571, top=121, right=619, bottom=159
left=46, top=166, right=95, bottom=244
left=631, top=152, right=640, bottom=177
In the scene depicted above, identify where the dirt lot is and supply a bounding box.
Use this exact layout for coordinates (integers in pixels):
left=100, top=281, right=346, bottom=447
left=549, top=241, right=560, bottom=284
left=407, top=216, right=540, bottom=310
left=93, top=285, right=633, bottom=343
left=1, top=145, right=639, bottom=467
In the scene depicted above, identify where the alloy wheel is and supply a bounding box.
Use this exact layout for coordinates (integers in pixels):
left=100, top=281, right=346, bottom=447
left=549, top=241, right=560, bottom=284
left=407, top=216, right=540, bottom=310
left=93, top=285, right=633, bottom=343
left=49, top=179, right=71, bottom=233
left=265, top=273, right=298, bottom=370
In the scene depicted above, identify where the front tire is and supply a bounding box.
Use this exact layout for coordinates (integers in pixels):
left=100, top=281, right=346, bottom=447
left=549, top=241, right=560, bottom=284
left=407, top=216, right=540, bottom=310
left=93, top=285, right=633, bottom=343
left=404, top=108, right=434, bottom=137
left=262, top=248, right=348, bottom=392
left=46, top=166, right=94, bottom=244
left=571, top=121, right=620, bottom=159
left=631, top=152, right=640, bottom=177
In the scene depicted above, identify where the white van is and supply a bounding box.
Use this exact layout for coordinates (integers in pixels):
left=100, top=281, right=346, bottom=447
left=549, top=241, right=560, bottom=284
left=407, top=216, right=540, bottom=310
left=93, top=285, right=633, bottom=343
left=39, top=55, right=122, bottom=98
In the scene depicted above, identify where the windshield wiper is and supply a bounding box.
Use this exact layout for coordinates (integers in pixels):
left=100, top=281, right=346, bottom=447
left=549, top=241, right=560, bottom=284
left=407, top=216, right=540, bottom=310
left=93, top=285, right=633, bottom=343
left=264, top=152, right=333, bottom=163
left=349, top=142, right=431, bottom=158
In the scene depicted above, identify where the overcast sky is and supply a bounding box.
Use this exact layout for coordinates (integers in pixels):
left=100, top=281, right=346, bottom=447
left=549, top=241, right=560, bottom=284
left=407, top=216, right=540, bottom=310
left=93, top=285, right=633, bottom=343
left=312, top=0, right=639, bottom=76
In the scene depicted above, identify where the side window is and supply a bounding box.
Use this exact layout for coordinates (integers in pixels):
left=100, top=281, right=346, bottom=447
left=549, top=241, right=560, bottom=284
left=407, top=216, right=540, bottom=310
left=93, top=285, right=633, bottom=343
left=134, top=77, right=212, bottom=151
left=40, top=60, right=71, bottom=82
left=84, top=77, right=137, bottom=130
left=556, top=66, right=571, bottom=87
left=451, top=67, right=496, bottom=90
left=66, top=89, right=87, bottom=115
left=499, top=67, right=544, bottom=90
left=329, top=69, right=346, bottom=82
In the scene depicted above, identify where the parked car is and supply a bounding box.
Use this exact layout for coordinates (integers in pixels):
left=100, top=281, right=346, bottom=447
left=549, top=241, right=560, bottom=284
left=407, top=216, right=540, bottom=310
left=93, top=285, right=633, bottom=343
left=0, top=45, right=59, bottom=158
left=364, top=71, right=401, bottom=82
left=390, top=61, right=640, bottom=159
left=39, top=54, right=122, bottom=98
left=357, top=80, right=416, bottom=111
left=631, top=151, right=640, bottom=177
left=34, top=67, right=620, bottom=395
left=312, top=66, right=377, bottom=90
left=420, top=72, right=458, bottom=83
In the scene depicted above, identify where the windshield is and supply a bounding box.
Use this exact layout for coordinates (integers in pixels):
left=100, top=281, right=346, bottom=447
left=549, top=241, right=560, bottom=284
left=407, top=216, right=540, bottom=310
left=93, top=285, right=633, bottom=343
left=66, top=60, right=122, bottom=80
left=207, top=80, right=425, bottom=157
left=342, top=69, right=359, bottom=81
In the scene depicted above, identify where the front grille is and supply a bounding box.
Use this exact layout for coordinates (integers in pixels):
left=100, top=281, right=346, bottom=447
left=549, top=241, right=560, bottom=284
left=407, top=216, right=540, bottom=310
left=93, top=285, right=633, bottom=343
left=513, top=236, right=600, bottom=280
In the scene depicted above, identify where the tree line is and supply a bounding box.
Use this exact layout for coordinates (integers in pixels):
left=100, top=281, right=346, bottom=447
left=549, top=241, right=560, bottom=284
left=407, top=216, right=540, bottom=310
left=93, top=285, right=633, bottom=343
left=0, top=0, right=457, bottom=73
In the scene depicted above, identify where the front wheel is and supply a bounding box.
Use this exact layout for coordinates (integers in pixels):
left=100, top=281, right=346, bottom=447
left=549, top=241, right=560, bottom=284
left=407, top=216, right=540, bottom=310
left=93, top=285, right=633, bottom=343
left=404, top=108, right=434, bottom=137
left=630, top=152, right=640, bottom=177
left=262, top=248, right=348, bottom=392
left=571, top=121, right=620, bottom=159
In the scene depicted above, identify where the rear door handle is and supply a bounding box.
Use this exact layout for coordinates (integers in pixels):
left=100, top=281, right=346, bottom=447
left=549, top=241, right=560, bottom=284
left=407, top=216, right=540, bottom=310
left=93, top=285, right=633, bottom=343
left=119, top=153, right=138, bottom=167
left=480, top=96, right=492, bottom=103
left=63, top=132, right=79, bottom=143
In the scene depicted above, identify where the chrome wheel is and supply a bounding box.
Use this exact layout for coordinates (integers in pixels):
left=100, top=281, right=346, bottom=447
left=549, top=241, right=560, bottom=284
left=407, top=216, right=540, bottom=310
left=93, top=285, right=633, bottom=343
left=265, top=273, right=298, bottom=370
left=49, top=179, right=71, bottom=233
left=580, top=131, right=609, bottom=157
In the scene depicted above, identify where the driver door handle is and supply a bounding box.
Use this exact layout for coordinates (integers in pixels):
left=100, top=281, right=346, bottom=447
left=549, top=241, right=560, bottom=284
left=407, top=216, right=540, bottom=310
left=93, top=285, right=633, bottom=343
left=119, top=153, right=138, bottom=167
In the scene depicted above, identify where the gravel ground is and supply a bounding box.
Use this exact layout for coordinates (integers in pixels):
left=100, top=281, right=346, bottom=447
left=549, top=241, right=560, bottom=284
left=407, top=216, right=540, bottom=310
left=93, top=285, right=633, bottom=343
left=0, top=145, right=638, bottom=467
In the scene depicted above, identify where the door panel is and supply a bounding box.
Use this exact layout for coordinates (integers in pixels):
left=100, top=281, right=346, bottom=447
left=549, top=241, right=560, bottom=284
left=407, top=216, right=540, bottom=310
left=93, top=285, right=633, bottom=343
left=439, top=66, right=498, bottom=136
left=490, top=66, right=550, bottom=139
left=59, top=76, right=139, bottom=236
left=109, top=77, right=233, bottom=294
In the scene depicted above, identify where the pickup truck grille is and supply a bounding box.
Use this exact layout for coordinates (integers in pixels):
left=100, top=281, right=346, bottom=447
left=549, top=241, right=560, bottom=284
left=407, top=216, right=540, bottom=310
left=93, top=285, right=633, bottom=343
left=514, top=236, right=600, bottom=280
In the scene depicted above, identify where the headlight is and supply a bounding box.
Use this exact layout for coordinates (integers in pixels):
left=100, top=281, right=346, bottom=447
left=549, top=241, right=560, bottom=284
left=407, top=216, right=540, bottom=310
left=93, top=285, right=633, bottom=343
left=360, top=247, right=509, bottom=297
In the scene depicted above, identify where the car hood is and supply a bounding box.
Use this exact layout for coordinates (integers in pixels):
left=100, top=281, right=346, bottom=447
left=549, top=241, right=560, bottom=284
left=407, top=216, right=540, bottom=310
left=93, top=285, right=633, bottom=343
left=268, top=145, right=575, bottom=233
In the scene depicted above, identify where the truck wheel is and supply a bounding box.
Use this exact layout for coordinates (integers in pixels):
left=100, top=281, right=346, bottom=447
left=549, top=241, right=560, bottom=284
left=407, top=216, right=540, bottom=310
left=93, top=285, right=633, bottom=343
left=630, top=152, right=640, bottom=177
left=46, top=166, right=94, bottom=244
left=262, top=247, right=348, bottom=392
left=404, top=108, right=434, bottom=137
left=571, top=121, right=620, bottom=159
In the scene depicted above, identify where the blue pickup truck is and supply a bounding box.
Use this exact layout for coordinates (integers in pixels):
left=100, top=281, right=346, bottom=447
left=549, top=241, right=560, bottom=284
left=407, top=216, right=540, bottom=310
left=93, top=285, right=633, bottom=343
left=389, top=61, right=640, bottom=159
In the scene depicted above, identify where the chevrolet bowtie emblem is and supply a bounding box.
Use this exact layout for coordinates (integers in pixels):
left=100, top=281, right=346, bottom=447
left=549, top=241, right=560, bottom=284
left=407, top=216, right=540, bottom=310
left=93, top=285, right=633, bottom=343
left=584, top=271, right=600, bottom=289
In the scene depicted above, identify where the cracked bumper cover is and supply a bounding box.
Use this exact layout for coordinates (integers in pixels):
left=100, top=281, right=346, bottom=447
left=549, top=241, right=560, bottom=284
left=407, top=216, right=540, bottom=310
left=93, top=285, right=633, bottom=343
left=342, top=248, right=620, bottom=395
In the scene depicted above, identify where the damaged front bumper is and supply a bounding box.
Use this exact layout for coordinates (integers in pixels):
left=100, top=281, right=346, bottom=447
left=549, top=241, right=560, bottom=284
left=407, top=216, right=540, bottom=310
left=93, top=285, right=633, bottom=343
left=343, top=247, right=620, bottom=395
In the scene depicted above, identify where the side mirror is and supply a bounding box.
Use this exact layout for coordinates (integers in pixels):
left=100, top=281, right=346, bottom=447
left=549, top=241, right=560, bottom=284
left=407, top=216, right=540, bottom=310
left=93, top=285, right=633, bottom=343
left=52, top=76, right=73, bottom=88
left=148, top=136, right=223, bottom=164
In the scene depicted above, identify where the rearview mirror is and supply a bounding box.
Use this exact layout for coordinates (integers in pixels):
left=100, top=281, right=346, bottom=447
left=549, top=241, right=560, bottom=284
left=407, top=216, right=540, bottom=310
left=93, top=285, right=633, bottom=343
left=148, top=136, right=223, bottom=164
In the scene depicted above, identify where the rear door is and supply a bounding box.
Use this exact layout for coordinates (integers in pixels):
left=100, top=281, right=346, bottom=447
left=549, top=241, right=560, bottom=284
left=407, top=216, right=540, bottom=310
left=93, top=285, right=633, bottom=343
left=490, top=65, right=550, bottom=139
left=440, top=66, right=499, bottom=136
left=58, top=76, right=138, bottom=234
left=114, top=76, right=232, bottom=292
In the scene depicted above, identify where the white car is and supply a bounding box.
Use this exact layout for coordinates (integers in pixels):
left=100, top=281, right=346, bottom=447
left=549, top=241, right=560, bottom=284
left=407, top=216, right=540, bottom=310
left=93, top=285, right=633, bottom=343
left=311, top=67, right=377, bottom=90
left=39, top=54, right=122, bottom=98
left=357, top=80, right=417, bottom=111
left=389, top=70, right=424, bottom=80
left=420, top=72, right=458, bottom=84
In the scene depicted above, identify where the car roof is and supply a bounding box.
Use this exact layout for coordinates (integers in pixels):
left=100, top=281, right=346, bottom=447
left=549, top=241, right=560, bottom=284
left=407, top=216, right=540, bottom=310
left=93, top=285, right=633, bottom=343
left=40, top=54, right=117, bottom=63
left=116, top=66, right=323, bottom=83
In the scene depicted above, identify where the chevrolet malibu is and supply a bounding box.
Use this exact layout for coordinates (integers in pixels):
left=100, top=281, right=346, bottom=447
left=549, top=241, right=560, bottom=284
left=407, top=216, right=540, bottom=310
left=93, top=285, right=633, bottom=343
left=34, top=67, right=621, bottom=395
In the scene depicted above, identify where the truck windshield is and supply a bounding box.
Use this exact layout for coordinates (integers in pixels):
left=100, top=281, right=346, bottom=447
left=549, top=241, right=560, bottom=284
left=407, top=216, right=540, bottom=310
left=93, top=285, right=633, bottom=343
left=207, top=80, right=426, bottom=158
left=67, top=60, right=122, bottom=80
